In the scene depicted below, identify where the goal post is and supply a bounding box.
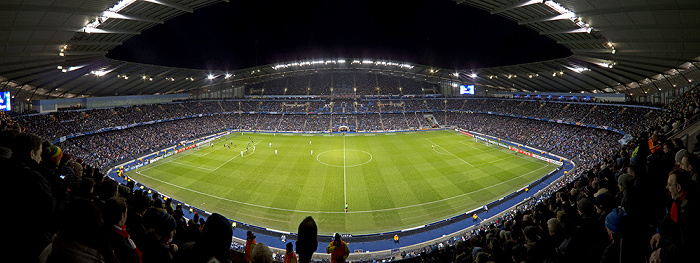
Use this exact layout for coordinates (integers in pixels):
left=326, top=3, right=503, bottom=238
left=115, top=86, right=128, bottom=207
left=195, top=139, right=214, bottom=150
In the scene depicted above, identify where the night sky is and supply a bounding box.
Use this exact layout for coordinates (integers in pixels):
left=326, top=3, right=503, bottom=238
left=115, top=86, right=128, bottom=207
left=107, top=0, right=571, bottom=71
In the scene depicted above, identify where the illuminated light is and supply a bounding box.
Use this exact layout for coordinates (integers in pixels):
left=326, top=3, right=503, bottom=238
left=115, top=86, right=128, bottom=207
left=90, top=70, right=109, bottom=76
left=61, top=69, right=68, bottom=73
left=607, top=42, right=613, bottom=47
left=207, top=74, right=216, bottom=80
left=337, top=59, right=345, bottom=63
left=225, top=73, right=232, bottom=79
left=58, top=52, right=64, bottom=56
left=470, top=73, right=477, bottom=78
left=57, top=66, right=63, bottom=70
left=452, top=72, right=459, bottom=77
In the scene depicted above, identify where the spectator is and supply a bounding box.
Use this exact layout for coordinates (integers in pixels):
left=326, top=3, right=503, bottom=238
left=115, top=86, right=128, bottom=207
left=649, top=169, right=700, bottom=263
left=173, top=213, right=232, bottom=263
left=250, top=242, right=272, bottom=263
left=326, top=233, right=350, bottom=263
left=40, top=197, right=117, bottom=263
left=140, top=209, right=178, bottom=263
left=103, top=197, right=143, bottom=263
left=296, top=216, right=318, bottom=263
left=284, top=242, right=297, bottom=263
left=245, top=230, right=257, bottom=263
left=599, top=208, right=627, bottom=263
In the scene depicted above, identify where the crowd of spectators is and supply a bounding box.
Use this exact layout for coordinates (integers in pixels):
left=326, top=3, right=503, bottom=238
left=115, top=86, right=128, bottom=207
left=5, top=85, right=700, bottom=263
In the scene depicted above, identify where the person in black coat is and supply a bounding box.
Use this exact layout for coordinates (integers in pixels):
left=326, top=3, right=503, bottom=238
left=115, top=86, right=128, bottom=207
left=103, top=197, right=143, bottom=263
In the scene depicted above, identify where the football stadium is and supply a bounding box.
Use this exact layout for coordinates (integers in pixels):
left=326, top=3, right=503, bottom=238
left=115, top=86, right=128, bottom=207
left=3, top=1, right=700, bottom=263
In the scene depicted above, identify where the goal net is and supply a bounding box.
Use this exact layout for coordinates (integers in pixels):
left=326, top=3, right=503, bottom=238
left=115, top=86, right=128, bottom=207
left=195, top=139, right=214, bottom=150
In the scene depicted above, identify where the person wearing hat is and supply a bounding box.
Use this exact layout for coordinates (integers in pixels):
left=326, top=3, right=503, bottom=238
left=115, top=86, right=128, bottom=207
left=245, top=230, right=257, bottom=263
left=140, top=209, right=178, bottom=263
left=600, top=207, right=627, bottom=263
left=326, top=233, right=349, bottom=263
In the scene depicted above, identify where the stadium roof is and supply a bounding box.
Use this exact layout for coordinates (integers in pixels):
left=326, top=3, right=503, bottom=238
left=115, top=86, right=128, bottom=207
left=2, top=0, right=700, bottom=101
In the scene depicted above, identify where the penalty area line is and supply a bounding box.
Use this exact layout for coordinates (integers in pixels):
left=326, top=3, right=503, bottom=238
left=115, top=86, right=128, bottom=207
left=427, top=139, right=474, bottom=167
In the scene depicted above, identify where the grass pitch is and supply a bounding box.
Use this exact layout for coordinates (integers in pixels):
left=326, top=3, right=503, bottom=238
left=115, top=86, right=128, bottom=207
left=128, top=130, right=555, bottom=235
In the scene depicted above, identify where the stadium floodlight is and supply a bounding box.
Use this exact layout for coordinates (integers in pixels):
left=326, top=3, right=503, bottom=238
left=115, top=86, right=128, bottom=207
left=207, top=74, right=216, bottom=80
left=470, top=73, right=477, bottom=78
left=90, top=70, right=108, bottom=76
left=225, top=73, right=232, bottom=79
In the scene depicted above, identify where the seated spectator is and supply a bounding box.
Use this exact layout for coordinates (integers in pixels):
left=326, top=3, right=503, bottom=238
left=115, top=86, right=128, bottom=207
left=39, top=197, right=117, bottom=263
left=600, top=208, right=627, bottom=263
left=140, top=209, right=178, bottom=263
left=296, top=216, right=318, bottom=263
left=103, top=197, right=143, bottom=263
left=173, top=213, right=232, bottom=263
left=251, top=242, right=272, bottom=263
left=649, top=169, right=700, bottom=262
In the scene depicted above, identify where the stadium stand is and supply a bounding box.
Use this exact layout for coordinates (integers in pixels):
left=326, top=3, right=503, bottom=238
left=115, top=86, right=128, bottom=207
left=3, top=85, right=700, bottom=262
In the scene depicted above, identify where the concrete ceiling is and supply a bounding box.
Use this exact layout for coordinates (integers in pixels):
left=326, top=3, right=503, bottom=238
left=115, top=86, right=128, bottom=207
left=2, top=0, right=700, bottom=101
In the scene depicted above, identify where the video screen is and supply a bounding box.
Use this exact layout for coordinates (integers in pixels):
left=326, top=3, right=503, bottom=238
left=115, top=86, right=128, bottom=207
left=459, top=85, right=474, bottom=95
left=0, top=92, right=10, bottom=111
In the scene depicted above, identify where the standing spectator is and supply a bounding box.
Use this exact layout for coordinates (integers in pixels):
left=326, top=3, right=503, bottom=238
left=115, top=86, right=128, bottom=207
left=284, top=242, right=297, bottom=263
left=326, top=233, right=349, bottom=263
left=245, top=231, right=257, bottom=263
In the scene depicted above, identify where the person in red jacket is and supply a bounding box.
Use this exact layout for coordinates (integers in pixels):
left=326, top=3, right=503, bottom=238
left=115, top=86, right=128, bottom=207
left=326, top=233, right=349, bottom=263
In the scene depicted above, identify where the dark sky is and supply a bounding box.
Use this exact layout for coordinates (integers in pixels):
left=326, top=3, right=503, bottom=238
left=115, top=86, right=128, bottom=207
left=107, top=0, right=571, bottom=71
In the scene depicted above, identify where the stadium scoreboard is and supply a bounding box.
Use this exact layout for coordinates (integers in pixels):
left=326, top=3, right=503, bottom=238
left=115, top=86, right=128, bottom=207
left=460, top=85, right=474, bottom=95
left=0, top=92, right=10, bottom=111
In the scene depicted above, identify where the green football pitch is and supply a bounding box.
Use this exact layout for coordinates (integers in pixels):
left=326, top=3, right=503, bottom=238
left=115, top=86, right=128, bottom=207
left=127, top=130, right=556, bottom=235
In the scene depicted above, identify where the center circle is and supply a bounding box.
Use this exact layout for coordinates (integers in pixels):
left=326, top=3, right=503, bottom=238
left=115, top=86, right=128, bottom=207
left=316, top=149, right=373, bottom=167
